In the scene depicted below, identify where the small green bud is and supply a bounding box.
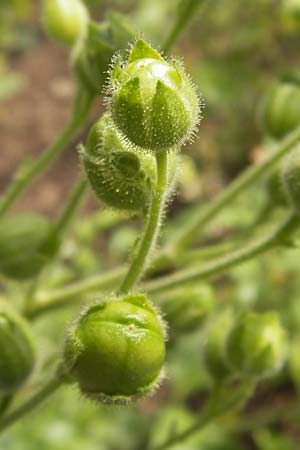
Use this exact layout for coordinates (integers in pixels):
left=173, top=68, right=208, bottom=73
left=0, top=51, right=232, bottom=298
left=43, top=0, right=89, bottom=47
left=0, top=303, right=35, bottom=393
left=81, top=114, right=157, bottom=211
left=260, top=82, right=300, bottom=139
left=0, top=213, right=59, bottom=280
left=204, top=309, right=234, bottom=381
left=108, top=39, right=201, bottom=151
left=282, top=145, right=300, bottom=213
left=162, top=284, right=215, bottom=334
left=225, top=312, right=287, bottom=379
left=63, top=294, right=166, bottom=403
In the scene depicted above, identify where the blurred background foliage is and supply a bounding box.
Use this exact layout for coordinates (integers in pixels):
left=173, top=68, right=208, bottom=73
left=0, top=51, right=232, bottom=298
left=1, top=0, right=300, bottom=449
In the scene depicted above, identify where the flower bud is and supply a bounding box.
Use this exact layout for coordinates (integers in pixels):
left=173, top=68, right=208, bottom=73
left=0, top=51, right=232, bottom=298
left=162, top=284, right=215, bottom=334
left=63, top=294, right=166, bottom=403
left=0, top=303, right=35, bottom=393
left=260, top=82, right=300, bottom=139
left=282, top=145, right=300, bottom=214
left=204, top=309, right=234, bottom=381
left=0, top=213, right=59, bottom=280
left=225, top=312, right=287, bottom=378
left=81, top=114, right=157, bottom=211
left=43, top=0, right=89, bottom=47
left=108, top=39, right=201, bottom=151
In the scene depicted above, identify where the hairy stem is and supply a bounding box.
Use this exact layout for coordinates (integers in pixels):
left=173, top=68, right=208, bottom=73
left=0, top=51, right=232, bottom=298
left=118, top=151, right=169, bottom=294
left=54, top=178, right=87, bottom=237
left=162, top=0, right=207, bottom=52
left=144, top=212, right=298, bottom=294
left=0, top=376, right=64, bottom=434
left=165, top=125, right=300, bottom=253
left=0, top=87, right=94, bottom=218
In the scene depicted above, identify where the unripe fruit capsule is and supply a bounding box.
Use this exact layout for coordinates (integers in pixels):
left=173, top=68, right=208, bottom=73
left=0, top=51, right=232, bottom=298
left=0, top=303, right=35, bottom=393
left=225, top=311, right=287, bottom=379
left=81, top=114, right=157, bottom=211
left=108, top=39, right=201, bottom=151
left=63, top=294, right=166, bottom=403
left=260, top=82, right=300, bottom=139
left=43, top=0, right=89, bottom=47
left=0, top=213, right=59, bottom=280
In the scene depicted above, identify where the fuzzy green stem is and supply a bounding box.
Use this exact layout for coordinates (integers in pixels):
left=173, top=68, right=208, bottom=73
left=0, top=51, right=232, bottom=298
left=149, top=382, right=253, bottom=450
left=166, top=125, right=300, bottom=253
left=0, top=376, right=64, bottom=434
left=25, top=267, right=125, bottom=319
left=54, top=178, right=87, bottom=237
left=144, top=212, right=298, bottom=294
left=162, top=0, right=207, bottom=52
left=0, top=87, right=94, bottom=218
left=118, top=151, right=169, bottom=294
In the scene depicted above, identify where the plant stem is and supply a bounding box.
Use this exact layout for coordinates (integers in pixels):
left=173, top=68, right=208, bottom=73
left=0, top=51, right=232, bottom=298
left=149, top=382, right=253, bottom=450
left=25, top=267, right=125, bottom=319
left=118, top=151, right=169, bottom=294
left=0, top=376, right=63, bottom=434
left=0, top=87, right=94, bottom=218
left=54, top=178, right=87, bottom=237
left=165, top=125, right=300, bottom=253
left=144, top=212, right=298, bottom=294
left=162, top=0, right=207, bottom=52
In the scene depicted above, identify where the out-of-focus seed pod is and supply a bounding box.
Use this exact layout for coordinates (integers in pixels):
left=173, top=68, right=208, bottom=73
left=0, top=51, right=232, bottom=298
left=282, top=144, right=300, bottom=214
left=203, top=309, right=234, bottom=381
left=81, top=114, right=157, bottom=211
left=162, top=284, right=215, bottom=334
left=0, top=213, right=59, bottom=280
left=43, top=0, right=89, bottom=47
left=0, top=303, right=35, bottom=393
left=225, top=311, right=287, bottom=379
left=108, top=39, right=201, bottom=151
left=63, top=294, right=166, bottom=403
left=259, top=82, right=300, bottom=139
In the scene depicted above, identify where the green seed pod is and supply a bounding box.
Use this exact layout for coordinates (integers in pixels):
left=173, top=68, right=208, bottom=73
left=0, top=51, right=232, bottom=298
left=0, top=213, right=59, bottom=280
left=225, top=312, right=287, bottom=379
left=81, top=114, right=157, bottom=211
left=43, top=0, right=89, bottom=47
left=204, top=309, right=234, bottom=382
left=282, top=145, right=300, bottom=213
left=260, top=82, right=300, bottom=139
left=63, top=294, right=166, bottom=403
left=162, top=284, right=215, bottom=334
left=108, top=39, right=201, bottom=151
left=0, top=303, right=35, bottom=393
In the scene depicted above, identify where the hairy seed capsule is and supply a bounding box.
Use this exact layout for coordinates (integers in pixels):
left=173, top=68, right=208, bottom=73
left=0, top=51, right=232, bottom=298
left=282, top=145, right=300, bottom=214
left=43, top=0, right=89, bottom=47
left=204, top=309, right=234, bottom=381
left=108, top=39, right=201, bottom=151
left=0, top=303, right=35, bottom=393
left=63, top=294, right=166, bottom=403
left=82, top=114, right=157, bottom=211
left=225, top=312, right=287, bottom=378
left=0, top=213, right=59, bottom=280
left=260, top=82, right=300, bottom=139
